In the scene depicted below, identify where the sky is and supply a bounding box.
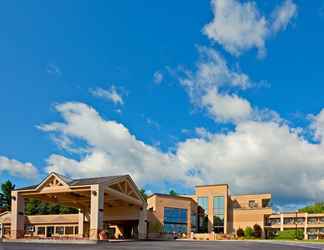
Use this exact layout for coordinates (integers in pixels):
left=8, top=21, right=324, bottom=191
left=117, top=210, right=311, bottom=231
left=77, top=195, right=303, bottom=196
left=0, top=0, right=324, bottom=211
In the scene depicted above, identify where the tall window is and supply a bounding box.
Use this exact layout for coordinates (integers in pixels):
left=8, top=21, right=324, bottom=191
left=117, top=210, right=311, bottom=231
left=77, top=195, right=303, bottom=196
left=213, top=196, right=225, bottom=233
left=163, top=207, right=187, bottom=233
left=198, top=197, right=208, bottom=233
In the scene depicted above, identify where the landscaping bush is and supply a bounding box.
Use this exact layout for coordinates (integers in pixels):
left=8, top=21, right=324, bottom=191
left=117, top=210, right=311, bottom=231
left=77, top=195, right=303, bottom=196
left=236, top=228, right=244, bottom=237
left=274, top=229, right=304, bottom=240
left=253, top=224, right=262, bottom=238
left=244, top=226, right=254, bottom=238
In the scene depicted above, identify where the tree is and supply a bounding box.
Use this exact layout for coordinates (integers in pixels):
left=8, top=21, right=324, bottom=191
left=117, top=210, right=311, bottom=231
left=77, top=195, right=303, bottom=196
left=253, top=224, right=262, bottom=238
left=139, top=188, right=148, bottom=201
left=169, top=190, right=178, bottom=196
left=25, top=198, right=78, bottom=215
left=244, top=226, right=254, bottom=239
left=0, top=180, right=15, bottom=210
left=299, top=202, right=324, bottom=214
left=275, top=229, right=304, bottom=240
left=236, top=228, right=244, bottom=238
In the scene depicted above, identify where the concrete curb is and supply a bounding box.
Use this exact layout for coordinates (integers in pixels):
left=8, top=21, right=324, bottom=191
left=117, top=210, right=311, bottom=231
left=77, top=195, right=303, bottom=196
left=2, top=239, right=100, bottom=244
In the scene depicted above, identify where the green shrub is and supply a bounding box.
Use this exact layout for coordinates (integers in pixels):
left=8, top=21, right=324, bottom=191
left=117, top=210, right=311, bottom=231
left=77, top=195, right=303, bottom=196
left=275, top=229, right=304, bottom=240
left=253, top=224, right=262, bottom=238
left=244, top=226, right=254, bottom=238
left=236, top=228, right=244, bottom=237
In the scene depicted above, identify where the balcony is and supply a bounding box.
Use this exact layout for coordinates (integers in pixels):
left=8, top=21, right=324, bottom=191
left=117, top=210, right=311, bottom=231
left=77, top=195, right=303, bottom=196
left=308, top=218, right=318, bottom=225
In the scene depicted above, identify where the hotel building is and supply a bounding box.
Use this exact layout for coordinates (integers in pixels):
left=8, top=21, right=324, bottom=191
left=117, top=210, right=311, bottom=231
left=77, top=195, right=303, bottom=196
left=147, top=184, right=272, bottom=239
left=0, top=172, right=323, bottom=241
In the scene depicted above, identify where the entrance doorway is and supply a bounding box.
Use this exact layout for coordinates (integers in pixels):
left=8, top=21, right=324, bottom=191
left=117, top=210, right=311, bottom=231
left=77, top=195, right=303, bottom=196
left=46, top=226, right=54, bottom=237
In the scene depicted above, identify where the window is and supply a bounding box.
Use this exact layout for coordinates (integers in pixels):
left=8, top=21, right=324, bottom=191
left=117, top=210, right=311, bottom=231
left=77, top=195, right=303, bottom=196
left=320, top=217, right=324, bottom=224
left=213, top=196, right=225, bottom=234
left=262, top=199, right=271, bottom=208
left=198, top=197, right=208, bottom=213
left=163, top=207, right=187, bottom=233
left=55, top=226, right=64, bottom=235
left=24, top=224, right=34, bottom=233
left=191, top=213, right=197, bottom=230
left=284, top=218, right=294, bottom=224
left=319, top=228, right=324, bottom=234
left=74, top=226, right=79, bottom=235
left=249, top=200, right=257, bottom=208
left=308, top=218, right=318, bottom=225
left=198, top=197, right=208, bottom=233
left=37, top=227, right=45, bottom=235
left=65, top=226, right=74, bottom=235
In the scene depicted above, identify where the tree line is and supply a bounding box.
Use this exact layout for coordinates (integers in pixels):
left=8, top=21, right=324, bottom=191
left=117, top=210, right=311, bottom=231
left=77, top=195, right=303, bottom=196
left=0, top=180, right=77, bottom=215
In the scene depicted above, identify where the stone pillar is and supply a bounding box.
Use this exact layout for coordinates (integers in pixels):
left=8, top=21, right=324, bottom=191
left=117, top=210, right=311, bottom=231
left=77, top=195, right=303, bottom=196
left=11, top=191, right=25, bottom=239
left=78, top=209, right=85, bottom=237
left=280, top=214, right=284, bottom=231
left=138, top=207, right=147, bottom=240
left=304, top=213, right=308, bottom=240
left=89, top=184, right=104, bottom=240
left=0, top=223, right=3, bottom=238
left=187, top=207, right=192, bottom=237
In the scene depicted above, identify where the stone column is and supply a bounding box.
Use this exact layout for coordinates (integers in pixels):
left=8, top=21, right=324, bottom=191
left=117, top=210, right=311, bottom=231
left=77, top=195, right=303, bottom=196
left=280, top=214, right=284, bottom=231
left=11, top=191, right=25, bottom=239
left=0, top=223, right=3, bottom=238
left=187, top=207, right=192, bottom=237
left=89, top=184, right=104, bottom=240
left=138, top=207, right=147, bottom=240
left=78, top=209, right=85, bottom=237
left=304, top=213, right=308, bottom=240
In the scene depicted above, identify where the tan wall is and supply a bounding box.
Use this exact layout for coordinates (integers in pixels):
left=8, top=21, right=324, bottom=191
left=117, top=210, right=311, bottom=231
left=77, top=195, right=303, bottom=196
left=232, top=208, right=272, bottom=234
left=229, top=193, right=272, bottom=234
left=104, top=206, right=140, bottom=221
left=231, top=193, right=271, bottom=209
left=147, top=195, right=195, bottom=235
left=193, top=185, right=229, bottom=233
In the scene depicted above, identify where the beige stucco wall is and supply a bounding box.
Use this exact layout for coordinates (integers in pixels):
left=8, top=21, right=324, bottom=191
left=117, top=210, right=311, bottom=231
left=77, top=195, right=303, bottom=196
left=193, top=185, right=229, bottom=233
left=147, top=195, right=196, bottom=235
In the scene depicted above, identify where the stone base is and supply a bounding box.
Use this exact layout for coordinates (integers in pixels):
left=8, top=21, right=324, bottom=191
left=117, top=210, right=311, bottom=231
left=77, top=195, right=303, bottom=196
left=89, top=229, right=99, bottom=240
left=10, top=230, right=25, bottom=239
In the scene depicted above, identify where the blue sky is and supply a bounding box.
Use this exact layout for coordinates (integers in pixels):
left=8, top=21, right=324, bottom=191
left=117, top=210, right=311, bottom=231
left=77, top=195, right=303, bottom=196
left=0, top=0, right=324, bottom=210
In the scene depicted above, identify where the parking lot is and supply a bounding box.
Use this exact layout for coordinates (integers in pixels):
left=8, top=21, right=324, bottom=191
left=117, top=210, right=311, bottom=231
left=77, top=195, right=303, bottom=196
left=1, top=240, right=324, bottom=250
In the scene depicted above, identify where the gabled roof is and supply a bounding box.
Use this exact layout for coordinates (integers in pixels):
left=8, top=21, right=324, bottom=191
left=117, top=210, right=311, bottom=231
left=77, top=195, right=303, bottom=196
left=15, top=172, right=128, bottom=191
left=68, top=175, right=127, bottom=186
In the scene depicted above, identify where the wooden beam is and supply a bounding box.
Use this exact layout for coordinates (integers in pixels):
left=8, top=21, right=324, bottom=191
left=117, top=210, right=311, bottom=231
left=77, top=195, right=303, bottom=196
left=105, top=187, right=143, bottom=207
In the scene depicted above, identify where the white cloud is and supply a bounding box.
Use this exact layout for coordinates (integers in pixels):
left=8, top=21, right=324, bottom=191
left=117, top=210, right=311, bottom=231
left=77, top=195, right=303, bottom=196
left=153, top=71, right=163, bottom=84
left=39, top=102, right=324, bottom=204
left=46, top=63, right=62, bottom=77
left=177, top=120, right=324, bottom=202
left=90, top=85, right=124, bottom=105
left=179, top=46, right=252, bottom=123
left=310, top=109, right=324, bottom=142
left=203, top=0, right=297, bottom=57
left=201, top=91, right=252, bottom=122
left=0, top=156, right=38, bottom=179
left=40, top=102, right=197, bottom=187
left=271, top=0, right=297, bottom=33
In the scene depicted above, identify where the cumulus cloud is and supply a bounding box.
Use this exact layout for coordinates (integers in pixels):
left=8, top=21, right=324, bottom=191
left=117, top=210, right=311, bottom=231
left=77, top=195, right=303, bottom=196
left=39, top=102, right=197, bottom=186
left=0, top=156, right=38, bottom=179
left=153, top=71, right=163, bottom=84
left=179, top=46, right=252, bottom=123
left=203, top=0, right=297, bottom=56
left=38, top=102, right=324, bottom=204
left=90, top=85, right=124, bottom=105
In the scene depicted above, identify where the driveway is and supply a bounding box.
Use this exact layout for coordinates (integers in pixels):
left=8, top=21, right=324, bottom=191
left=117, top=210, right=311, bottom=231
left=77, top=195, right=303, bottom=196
left=1, top=240, right=324, bottom=250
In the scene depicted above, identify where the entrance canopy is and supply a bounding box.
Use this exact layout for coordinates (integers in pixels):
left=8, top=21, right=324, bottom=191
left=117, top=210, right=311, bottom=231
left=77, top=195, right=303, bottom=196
left=15, top=172, right=145, bottom=209
left=11, top=172, right=147, bottom=240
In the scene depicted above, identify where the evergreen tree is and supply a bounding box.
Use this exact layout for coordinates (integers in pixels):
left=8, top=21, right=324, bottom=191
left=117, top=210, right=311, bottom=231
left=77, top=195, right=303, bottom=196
left=0, top=180, right=15, bottom=210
